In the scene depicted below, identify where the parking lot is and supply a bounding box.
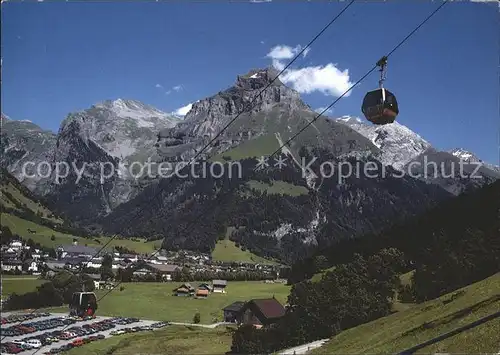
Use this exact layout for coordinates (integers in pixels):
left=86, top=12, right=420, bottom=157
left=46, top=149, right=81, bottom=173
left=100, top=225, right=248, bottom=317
left=1, top=312, right=168, bottom=354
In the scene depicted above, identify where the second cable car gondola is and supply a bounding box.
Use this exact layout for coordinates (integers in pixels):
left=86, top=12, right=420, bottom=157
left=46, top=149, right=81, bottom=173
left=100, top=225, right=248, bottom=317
left=361, top=56, right=399, bottom=125
left=69, top=291, right=98, bottom=319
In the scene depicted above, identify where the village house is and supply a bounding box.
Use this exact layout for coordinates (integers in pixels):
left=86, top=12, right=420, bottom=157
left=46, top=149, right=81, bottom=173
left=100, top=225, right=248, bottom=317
left=150, top=255, right=169, bottom=264
left=62, top=258, right=86, bottom=271
left=8, top=240, right=23, bottom=251
left=1, top=259, right=23, bottom=272
left=31, top=252, right=42, bottom=260
left=237, top=298, right=286, bottom=328
left=195, top=289, right=209, bottom=299
left=132, top=268, right=151, bottom=277
left=197, top=283, right=213, bottom=292
left=45, top=260, right=66, bottom=270
left=222, top=301, right=246, bottom=323
left=124, top=254, right=139, bottom=262
left=87, top=274, right=115, bottom=290
left=147, top=264, right=180, bottom=281
left=56, top=244, right=98, bottom=260
left=26, top=259, right=38, bottom=273
left=172, top=283, right=195, bottom=297
left=212, top=279, right=228, bottom=293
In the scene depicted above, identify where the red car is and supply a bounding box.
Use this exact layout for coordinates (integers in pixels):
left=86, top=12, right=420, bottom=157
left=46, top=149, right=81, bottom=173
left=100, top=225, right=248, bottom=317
left=5, top=343, right=23, bottom=354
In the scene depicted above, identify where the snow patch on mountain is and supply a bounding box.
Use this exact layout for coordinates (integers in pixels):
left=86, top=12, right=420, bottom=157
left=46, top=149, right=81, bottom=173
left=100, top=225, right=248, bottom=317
left=336, top=116, right=431, bottom=169
left=94, top=99, right=179, bottom=128
left=449, top=148, right=481, bottom=162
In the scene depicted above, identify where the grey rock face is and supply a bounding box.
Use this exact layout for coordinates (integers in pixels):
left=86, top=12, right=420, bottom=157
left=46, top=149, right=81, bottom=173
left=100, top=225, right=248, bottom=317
left=403, top=148, right=500, bottom=195
left=44, top=99, right=180, bottom=222
left=1, top=100, right=181, bottom=223
left=0, top=114, right=57, bottom=194
left=336, top=116, right=500, bottom=195
left=449, top=148, right=500, bottom=173
left=336, top=116, right=431, bottom=170
left=156, top=68, right=379, bottom=182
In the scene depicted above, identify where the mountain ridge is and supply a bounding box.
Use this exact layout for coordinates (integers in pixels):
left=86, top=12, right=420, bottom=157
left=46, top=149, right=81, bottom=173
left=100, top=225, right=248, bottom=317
left=1, top=67, right=499, bottom=262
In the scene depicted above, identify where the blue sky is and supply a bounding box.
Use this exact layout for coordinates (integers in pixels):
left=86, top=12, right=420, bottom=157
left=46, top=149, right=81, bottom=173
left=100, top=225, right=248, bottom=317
left=2, top=0, right=498, bottom=164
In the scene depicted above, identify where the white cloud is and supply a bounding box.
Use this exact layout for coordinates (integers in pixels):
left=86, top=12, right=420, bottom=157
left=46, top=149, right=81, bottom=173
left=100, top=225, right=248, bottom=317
left=174, top=103, right=193, bottom=116
left=267, top=44, right=353, bottom=98
left=266, top=44, right=311, bottom=71
left=267, top=45, right=302, bottom=60
left=280, top=64, right=352, bottom=97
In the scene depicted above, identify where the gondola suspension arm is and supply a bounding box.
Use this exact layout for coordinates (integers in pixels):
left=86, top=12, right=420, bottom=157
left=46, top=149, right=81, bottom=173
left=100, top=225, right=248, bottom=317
left=377, top=56, right=388, bottom=102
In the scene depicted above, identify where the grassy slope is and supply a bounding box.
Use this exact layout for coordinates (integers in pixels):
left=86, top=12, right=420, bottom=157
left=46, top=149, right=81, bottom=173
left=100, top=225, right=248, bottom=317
left=46, top=281, right=290, bottom=323
left=1, top=170, right=161, bottom=254
left=212, top=239, right=278, bottom=264
left=2, top=276, right=47, bottom=296
left=246, top=180, right=308, bottom=197
left=210, top=134, right=309, bottom=198
left=212, top=227, right=281, bottom=265
left=1, top=213, right=161, bottom=253
left=210, top=134, right=280, bottom=162
left=312, top=272, right=500, bottom=354
left=0, top=179, right=63, bottom=224
left=65, top=325, right=235, bottom=355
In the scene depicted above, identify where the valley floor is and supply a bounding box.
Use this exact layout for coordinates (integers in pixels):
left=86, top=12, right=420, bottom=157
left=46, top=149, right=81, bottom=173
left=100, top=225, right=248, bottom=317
left=5, top=281, right=290, bottom=324
left=3, top=275, right=498, bottom=354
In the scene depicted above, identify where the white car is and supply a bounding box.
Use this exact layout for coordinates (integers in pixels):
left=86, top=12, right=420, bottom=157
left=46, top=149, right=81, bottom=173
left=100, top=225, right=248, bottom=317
left=110, top=330, right=126, bottom=336
left=26, top=339, right=42, bottom=349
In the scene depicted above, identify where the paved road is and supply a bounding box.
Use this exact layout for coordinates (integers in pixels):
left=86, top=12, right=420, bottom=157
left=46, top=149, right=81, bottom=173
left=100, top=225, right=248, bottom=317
left=170, top=321, right=233, bottom=329
left=278, top=339, right=329, bottom=355
left=1, top=312, right=157, bottom=355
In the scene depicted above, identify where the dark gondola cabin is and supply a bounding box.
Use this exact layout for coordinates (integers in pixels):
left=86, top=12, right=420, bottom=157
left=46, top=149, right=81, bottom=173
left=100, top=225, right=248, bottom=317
left=361, top=88, right=399, bottom=125
left=69, top=292, right=98, bottom=318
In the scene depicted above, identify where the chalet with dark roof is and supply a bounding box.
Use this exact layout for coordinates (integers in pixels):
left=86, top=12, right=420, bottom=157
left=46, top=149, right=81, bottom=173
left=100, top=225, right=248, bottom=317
left=222, top=301, right=246, bottom=323
left=212, top=279, right=227, bottom=293
left=172, top=283, right=195, bottom=297
left=238, top=298, right=285, bottom=328
left=198, top=283, right=213, bottom=292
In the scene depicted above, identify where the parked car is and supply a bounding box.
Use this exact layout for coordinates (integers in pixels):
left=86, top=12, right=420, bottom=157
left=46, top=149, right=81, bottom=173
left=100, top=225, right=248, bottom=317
left=25, top=339, right=42, bottom=349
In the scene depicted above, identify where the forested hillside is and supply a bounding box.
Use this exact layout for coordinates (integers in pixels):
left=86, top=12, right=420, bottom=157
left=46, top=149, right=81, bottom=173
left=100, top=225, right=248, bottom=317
left=231, top=180, right=499, bottom=354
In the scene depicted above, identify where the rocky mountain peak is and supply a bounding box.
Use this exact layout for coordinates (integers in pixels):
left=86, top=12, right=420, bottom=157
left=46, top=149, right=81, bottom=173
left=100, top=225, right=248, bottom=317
left=95, top=98, right=151, bottom=112
left=1, top=113, right=10, bottom=121
left=234, top=67, right=284, bottom=91
left=91, top=98, right=178, bottom=123
left=448, top=148, right=482, bottom=163
left=337, top=117, right=431, bottom=170
left=183, top=67, right=309, bottom=122
left=156, top=67, right=314, bottom=161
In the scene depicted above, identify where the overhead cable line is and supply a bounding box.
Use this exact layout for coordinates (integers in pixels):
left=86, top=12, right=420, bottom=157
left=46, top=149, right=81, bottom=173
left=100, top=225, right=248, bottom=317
left=58, top=0, right=450, bottom=334
left=23, top=1, right=356, bottom=348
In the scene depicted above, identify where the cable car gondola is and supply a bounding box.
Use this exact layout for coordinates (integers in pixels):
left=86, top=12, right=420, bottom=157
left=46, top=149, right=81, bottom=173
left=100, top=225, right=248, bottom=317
left=361, top=56, right=399, bottom=125
left=69, top=291, right=98, bottom=318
